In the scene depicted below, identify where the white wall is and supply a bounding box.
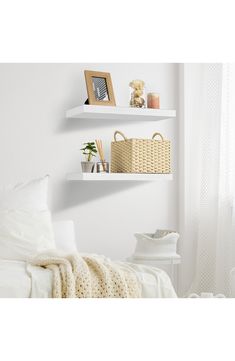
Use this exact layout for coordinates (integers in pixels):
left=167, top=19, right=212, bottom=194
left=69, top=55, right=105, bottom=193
left=0, top=63, right=178, bottom=260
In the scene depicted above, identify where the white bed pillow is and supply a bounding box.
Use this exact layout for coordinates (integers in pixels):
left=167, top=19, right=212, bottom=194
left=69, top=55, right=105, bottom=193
left=0, top=176, right=55, bottom=260
left=53, top=220, right=77, bottom=253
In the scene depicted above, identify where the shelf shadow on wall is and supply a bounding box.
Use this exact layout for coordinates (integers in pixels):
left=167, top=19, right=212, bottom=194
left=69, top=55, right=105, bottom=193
left=54, top=180, right=148, bottom=212
left=57, top=117, right=151, bottom=133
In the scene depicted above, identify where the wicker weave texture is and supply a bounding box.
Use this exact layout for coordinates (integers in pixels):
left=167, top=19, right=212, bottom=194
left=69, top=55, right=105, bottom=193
left=111, top=131, right=171, bottom=174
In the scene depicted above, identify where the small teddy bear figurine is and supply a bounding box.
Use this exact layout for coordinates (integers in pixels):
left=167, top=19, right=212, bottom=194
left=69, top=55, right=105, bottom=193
left=129, top=79, right=145, bottom=108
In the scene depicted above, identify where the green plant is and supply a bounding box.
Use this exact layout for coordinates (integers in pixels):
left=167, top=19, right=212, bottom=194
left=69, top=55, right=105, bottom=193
left=80, top=142, right=97, bottom=161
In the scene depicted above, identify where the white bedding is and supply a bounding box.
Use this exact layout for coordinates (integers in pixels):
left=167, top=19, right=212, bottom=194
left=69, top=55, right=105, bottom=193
left=0, top=176, right=55, bottom=261
left=0, top=259, right=177, bottom=298
left=0, top=179, right=177, bottom=298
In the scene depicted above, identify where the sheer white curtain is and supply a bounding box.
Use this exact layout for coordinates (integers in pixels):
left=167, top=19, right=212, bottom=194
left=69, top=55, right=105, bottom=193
left=180, top=63, right=235, bottom=296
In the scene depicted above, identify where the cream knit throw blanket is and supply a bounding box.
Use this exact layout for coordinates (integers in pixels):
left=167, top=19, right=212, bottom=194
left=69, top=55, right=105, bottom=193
left=30, top=253, right=141, bottom=298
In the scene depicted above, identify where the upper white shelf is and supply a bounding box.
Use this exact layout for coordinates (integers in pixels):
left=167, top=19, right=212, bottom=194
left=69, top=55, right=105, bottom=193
left=66, top=105, right=176, bottom=121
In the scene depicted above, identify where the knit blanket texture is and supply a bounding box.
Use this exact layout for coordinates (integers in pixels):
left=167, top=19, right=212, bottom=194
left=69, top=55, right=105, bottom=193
left=30, top=253, right=141, bottom=298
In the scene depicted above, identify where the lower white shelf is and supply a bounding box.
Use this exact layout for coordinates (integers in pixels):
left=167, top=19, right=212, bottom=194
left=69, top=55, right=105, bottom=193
left=67, top=173, right=173, bottom=181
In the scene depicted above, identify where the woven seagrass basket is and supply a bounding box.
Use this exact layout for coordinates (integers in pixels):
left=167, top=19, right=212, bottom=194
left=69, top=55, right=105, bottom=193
left=111, top=130, right=171, bottom=174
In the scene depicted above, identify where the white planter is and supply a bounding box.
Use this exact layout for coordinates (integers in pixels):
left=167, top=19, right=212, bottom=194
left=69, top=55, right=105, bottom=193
left=133, top=230, right=179, bottom=258
left=81, top=161, right=95, bottom=173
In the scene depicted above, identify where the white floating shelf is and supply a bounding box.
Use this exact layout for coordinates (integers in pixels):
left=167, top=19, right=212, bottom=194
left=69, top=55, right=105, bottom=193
left=66, top=105, right=176, bottom=121
left=67, top=173, right=173, bottom=181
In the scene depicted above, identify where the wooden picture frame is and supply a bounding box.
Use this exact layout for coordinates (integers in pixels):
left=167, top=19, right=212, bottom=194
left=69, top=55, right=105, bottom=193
left=84, top=70, right=116, bottom=106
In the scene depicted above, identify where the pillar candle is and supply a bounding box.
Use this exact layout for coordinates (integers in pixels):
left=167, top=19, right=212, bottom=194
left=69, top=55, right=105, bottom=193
left=147, top=92, right=160, bottom=109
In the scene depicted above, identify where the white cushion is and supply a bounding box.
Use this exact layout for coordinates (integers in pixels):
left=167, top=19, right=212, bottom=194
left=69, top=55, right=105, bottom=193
left=53, top=220, right=77, bottom=253
left=0, top=176, right=55, bottom=260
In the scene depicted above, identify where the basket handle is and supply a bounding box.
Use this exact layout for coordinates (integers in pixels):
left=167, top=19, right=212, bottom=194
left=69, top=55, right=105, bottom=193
left=152, top=132, right=164, bottom=141
left=114, top=130, right=128, bottom=141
